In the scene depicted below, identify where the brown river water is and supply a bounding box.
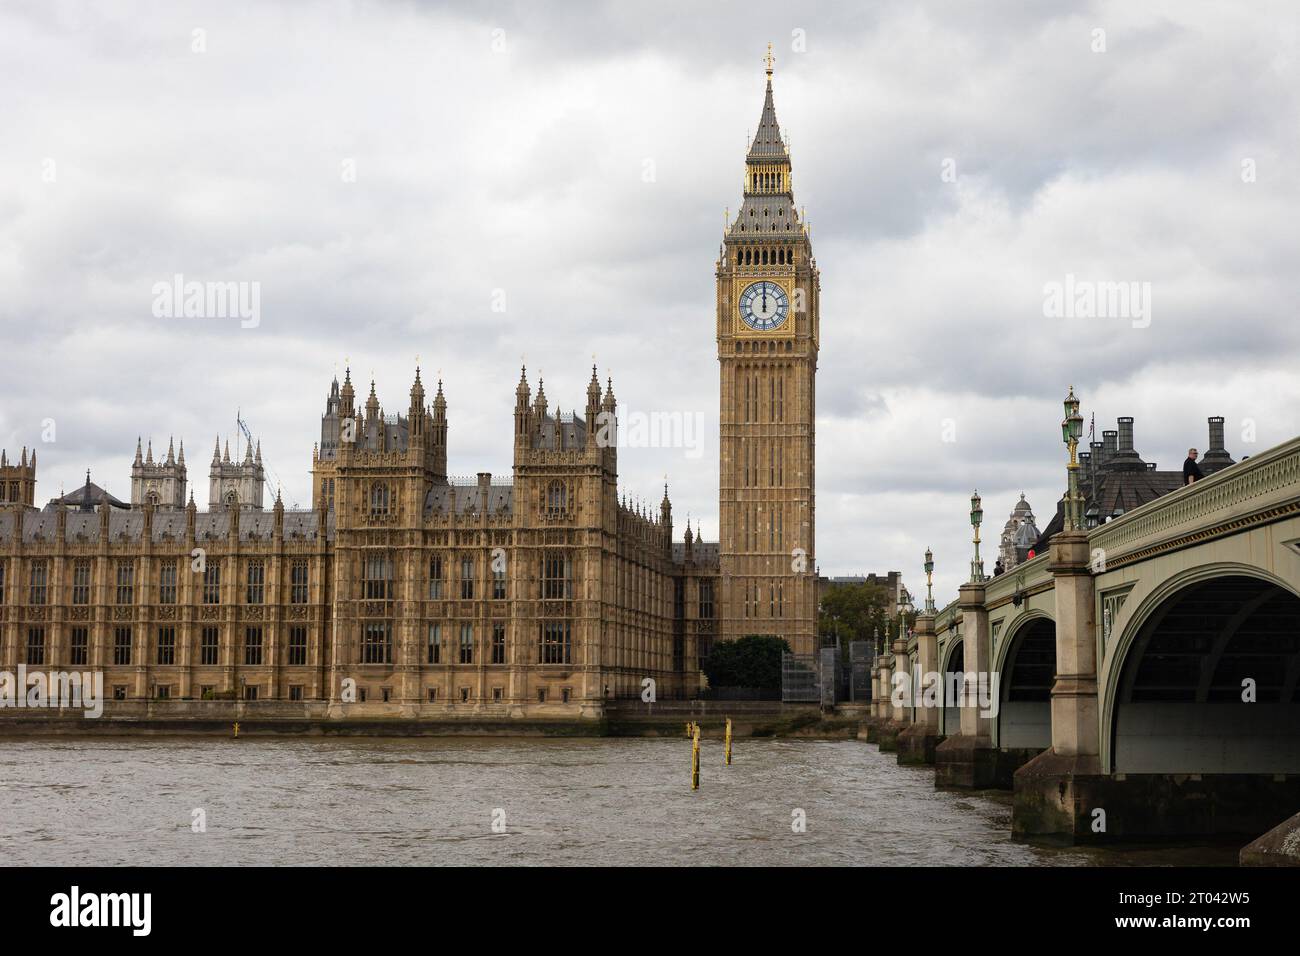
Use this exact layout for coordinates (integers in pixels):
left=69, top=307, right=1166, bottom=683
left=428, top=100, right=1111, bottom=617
left=0, top=737, right=1238, bottom=866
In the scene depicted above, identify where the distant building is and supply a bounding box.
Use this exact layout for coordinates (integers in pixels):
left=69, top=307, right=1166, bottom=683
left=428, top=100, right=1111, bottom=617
left=209, top=435, right=266, bottom=510
left=0, top=448, right=37, bottom=508
left=1036, top=415, right=1236, bottom=549
left=997, top=494, right=1041, bottom=571
left=131, top=437, right=187, bottom=509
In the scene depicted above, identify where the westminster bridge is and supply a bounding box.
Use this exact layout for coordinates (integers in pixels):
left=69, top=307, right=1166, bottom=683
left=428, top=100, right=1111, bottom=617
left=868, top=432, right=1300, bottom=843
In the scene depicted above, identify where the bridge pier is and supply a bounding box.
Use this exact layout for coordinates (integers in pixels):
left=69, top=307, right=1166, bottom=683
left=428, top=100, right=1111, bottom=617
left=875, top=651, right=900, bottom=751
left=935, top=582, right=1017, bottom=787
left=1013, top=530, right=1106, bottom=839
left=898, top=612, right=943, bottom=764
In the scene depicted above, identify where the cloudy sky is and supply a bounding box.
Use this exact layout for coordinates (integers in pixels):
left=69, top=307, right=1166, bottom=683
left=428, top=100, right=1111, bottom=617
left=2, top=0, right=1297, bottom=601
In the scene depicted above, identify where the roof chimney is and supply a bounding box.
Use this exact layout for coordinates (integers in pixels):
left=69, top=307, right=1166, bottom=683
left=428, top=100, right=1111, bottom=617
left=1109, top=417, right=1146, bottom=470
left=1202, top=415, right=1235, bottom=472
left=1117, top=417, right=1134, bottom=453
left=1102, top=429, right=1118, bottom=461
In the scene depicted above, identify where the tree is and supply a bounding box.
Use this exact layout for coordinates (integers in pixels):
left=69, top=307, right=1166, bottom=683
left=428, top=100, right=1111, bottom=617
left=818, top=581, right=891, bottom=647
left=702, top=635, right=791, bottom=689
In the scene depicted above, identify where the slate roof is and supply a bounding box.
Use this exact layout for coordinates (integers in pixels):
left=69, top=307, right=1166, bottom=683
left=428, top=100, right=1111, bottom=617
left=424, top=482, right=514, bottom=517
left=48, top=481, right=128, bottom=511
left=0, top=507, right=329, bottom=544
left=748, top=77, right=786, bottom=162
left=673, top=540, right=720, bottom=568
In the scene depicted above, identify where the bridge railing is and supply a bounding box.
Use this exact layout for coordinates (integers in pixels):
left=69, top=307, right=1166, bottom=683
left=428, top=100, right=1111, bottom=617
left=1088, top=433, right=1300, bottom=567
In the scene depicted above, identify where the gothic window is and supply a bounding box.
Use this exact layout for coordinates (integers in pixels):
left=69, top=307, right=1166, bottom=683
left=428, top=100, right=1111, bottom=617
left=492, top=624, right=506, bottom=664
left=29, top=560, right=48, bottom=605
left=699, top=579, right=714, bottom=618
left=361, top=622, right=391, bottom=664
left=203, top=561, right=221, bottom=605
left=244, top=627, right=263, bottom=665
left=245, top=559, right=265, bottom=604
left=492, top=561, right=506, bottom=600
left=26, top=627, right=45, bottom=666
left=427, top=624, right=441, bottom=664
left=290, top=559, right=309, bottom=604
left=369, top=483, right=391, bottom=516
left=115, top=560, right=134, bottom=605
left=460, top=557, right=474, bottom=600
left=545, top=480, right=569, bottom=517
left=459, top=623, right=473, bottom=664
left=539, top=621, right=571, bottom=664
left=288, top=627, right=308, bottom=665
left=158, top=560, right=177, bottom=605
left=0, top=560, right=5, bottom=604
left=113, top=627, right=132, bottom=666
left=225, top=490, right=238, bottom=507
left=157, top=627, right=176, bottom=665
left=542, top=552, right=573, bottom=600
left=70, top=628, right=88, bottom=667
left=363, top=554, right=394, bottom=601
left=428, top=555, right=443, bottom=599
left=146, top=491, right=159, bottom=506
left=72, top=559, right=91, bottom=605
left=200, top=626, right=219, bottom=665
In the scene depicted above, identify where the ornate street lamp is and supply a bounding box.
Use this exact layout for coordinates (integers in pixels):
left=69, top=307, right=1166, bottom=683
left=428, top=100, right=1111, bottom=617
left=923, top=547, right=935, bottom=613
left=1061, top=386, right=1085, bottom=530
left=969, top=490, right=984, bottom=582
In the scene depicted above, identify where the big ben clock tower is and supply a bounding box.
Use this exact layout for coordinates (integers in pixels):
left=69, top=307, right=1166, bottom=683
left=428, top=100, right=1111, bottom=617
left=718, top=45, right=819, bottom=656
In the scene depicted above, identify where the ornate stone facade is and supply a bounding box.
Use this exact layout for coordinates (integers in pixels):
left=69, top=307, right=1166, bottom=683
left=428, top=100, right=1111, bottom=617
left=0, top=53, right=818, bottom=716
left=716, top=52, right=819, bottom=655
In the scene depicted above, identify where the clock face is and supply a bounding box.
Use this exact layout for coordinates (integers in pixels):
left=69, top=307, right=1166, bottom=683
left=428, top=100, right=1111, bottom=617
left=738, top=280, right=789, bottom=331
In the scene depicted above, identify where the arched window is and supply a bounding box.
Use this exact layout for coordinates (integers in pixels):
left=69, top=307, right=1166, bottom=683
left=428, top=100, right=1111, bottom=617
left=369, top=483, right=390, bottom=516
left=545, top=480, right=568, bottom=517
left=225, top=490, right=238, bottom=507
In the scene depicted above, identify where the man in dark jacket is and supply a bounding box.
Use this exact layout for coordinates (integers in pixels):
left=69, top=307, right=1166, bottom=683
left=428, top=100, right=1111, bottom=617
left=1183, top=448, right=1204, bottom=485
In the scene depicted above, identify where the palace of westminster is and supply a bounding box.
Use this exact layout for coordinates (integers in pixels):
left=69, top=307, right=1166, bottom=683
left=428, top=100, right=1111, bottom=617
left=0, top=55, right=821, bottom=717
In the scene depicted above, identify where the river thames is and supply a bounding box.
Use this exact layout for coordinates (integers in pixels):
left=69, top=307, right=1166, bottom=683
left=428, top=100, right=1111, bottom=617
left=0, top=737, right=1236, bottom=866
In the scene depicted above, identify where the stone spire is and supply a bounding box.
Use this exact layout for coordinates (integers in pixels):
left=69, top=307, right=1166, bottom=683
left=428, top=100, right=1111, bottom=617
left=747, top=43, right=787, bottom=164
left=134, top=437, right=143, bottom=465
left=340, top=366, right=355, bottom=416
left=166, top=436, right=175, bottom=464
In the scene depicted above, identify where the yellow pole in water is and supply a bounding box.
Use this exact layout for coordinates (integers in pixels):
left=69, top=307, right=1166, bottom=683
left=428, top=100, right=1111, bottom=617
left=725, top=717, right=733, bottom=765
left=233, top=722, right=239, bottom=738
left=691, top=724, right=700, bottom=790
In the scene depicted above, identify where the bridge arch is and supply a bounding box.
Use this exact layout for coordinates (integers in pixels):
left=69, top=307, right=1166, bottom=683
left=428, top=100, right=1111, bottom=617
left=1103, top=563, right=1300, bottom=774
left=994, top=612, right=1055, bottom=751
left=940, top=637, right=963, bottom=735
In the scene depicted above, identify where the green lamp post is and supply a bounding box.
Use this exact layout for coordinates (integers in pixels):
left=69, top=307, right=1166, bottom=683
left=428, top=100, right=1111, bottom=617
left=969, top=490, right=984, bottom=582
left=1062, top=386, right=1085, bottom=531
left=923, top=547, right=935, bottom=613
